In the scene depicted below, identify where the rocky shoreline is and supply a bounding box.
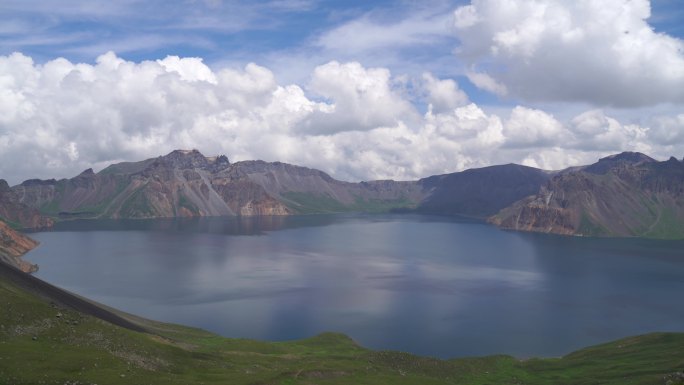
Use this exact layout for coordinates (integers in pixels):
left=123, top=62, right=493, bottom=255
left=0, top=220, right=39, bottom=273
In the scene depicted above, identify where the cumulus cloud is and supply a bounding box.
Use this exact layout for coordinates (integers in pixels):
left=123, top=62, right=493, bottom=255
left=503, top=106, right=567, bottom=148
left=303, top=61, right=418, bottom=134
left=569, top=109, right=651, bottom=152
left=452, top=0, right=684, bottom=107
left=422, top=72, right=469, bottom=114
left=0, top=52, right=682, bottom=186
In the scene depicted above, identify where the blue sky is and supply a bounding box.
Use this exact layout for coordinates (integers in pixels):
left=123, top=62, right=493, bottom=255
left=0, top=0, right=683, bottom=184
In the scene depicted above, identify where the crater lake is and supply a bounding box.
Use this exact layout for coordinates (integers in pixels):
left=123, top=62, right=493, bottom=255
left=27, top=214, right=684, bottom=358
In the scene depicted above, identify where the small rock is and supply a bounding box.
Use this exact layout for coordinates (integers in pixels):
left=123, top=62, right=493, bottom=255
left=56, top=312, right=62, bottom=318
left=32, top=336, right=37, bottom=341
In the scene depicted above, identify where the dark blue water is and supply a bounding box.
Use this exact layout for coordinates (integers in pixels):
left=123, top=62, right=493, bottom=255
left=27, top=214, right=684, bottom=358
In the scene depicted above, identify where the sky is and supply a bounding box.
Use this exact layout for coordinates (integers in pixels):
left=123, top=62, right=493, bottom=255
left=0, top=0, right=683, bottom=184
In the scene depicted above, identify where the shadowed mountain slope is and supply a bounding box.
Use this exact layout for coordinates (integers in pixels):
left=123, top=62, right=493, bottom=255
left=416, top=164, right=551, bottom=217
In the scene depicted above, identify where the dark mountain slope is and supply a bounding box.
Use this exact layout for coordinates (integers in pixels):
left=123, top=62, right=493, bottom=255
left=417, top=164, right=551, bottom=217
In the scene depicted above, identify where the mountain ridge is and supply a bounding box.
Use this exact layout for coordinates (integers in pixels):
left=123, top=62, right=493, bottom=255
left=4, top=149, right=684, bottom=238
left=6, top=149, right=551, bottom=225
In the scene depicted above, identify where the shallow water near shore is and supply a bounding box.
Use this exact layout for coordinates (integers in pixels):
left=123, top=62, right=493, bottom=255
left=27, top=214, right=684, bottom=358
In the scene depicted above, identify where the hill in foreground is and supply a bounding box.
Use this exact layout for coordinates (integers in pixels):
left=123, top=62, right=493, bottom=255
left=1, top=258, right=684, bottom=384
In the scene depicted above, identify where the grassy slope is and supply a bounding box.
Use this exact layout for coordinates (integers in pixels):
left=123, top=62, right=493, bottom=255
left=281, top=192, right=415, bottom=214
left=2, top=269, right=683, bottom=384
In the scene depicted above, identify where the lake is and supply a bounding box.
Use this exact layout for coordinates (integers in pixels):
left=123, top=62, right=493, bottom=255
left=27, top=214, right=684, bottom=359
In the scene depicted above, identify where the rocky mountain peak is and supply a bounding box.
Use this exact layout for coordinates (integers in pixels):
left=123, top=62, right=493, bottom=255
left=19, top=179, right=57, bottom=187
left=206, top=154, right=231, bottom=171
left=158, top=149, right=211, bottom=169
left=78, top=168, right=95, bottom=177
left=584, top=151, right=656, bottom=174
left=602, top=151, right=655, bottom=163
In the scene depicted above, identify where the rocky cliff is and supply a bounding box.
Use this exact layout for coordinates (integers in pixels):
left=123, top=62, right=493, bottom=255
left=11, top=150, right=292, bottom=219
left=0, top=179, right=53, bottom=229
left=0, top=220, right=39, bottom=273
left=491, top=152, right=684, bottom=238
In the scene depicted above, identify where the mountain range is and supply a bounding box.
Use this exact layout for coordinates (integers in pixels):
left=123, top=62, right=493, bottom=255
left=1, top=149, right=683, bottom=241
left=1, top=148, right=548, bottom=222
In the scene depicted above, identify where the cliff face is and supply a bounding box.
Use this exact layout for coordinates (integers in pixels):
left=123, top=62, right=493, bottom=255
left=491, top=152, right=684, bottom=238
left=0, top=220, right=39, bottom=273
left=12, top=150, right=293, bottom=219
left=0, top=179, right=54, bottom=229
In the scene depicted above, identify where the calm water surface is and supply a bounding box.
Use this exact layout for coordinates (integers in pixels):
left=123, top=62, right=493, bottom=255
left=27, top=214, right=684, bottom=358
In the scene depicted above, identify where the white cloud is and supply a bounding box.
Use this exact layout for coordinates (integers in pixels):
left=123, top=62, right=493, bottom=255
left=570, top=109, right=651, bottom=152
left=1, top=52, right=683, bottom=186
left=303, top=61, right=418, bottom=134
left=465, top=71, right=507, bottom=96
left=315, top=11, right=453, bottom=55
left=452, top=0, right=684, bottom=107
left=503, top=106, right=566, bottom=148
left=422, top=72, right=469, bottom=113
left=648, top=114, right=684, bottom=146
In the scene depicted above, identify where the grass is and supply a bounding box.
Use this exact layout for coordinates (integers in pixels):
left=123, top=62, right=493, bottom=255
left=1, top=270, right=684, bottom=384
left=282, top=192, right=415, bottom=215
left=642, top=208, right=684, bottom=239
left=0, top=216, right=23, bottom=230
left=577, top=211, right=610, bottom=237
left=118, top=184, right=156, bottom=218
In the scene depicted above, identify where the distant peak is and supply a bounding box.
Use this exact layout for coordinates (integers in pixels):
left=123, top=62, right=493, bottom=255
left=78, top=168, right=95, bottom=176
left=165, top=149, right=203, bottom=157
left=599, top=152, right=655, bottom=164
left=158, top=149, right=210, bottom=169
left=20, top=178, right=57, bottom=187
left=585, top=152, right=656, bottom=174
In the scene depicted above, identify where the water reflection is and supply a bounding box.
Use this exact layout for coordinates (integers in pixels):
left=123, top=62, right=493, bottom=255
left=48, top=214, right=340, bottom=235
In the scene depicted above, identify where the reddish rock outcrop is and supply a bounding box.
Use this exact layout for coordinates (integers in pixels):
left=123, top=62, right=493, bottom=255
left=0, top=220, right=39, bottom=273
left=0, top=179, right=53, bottom=229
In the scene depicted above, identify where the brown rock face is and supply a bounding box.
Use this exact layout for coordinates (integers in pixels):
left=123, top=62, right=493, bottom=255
left=491, top=152, right=684, bottom=238
left=0, top=220, right=39, bottom=273
left=0, top=179, right=53, bottom=229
